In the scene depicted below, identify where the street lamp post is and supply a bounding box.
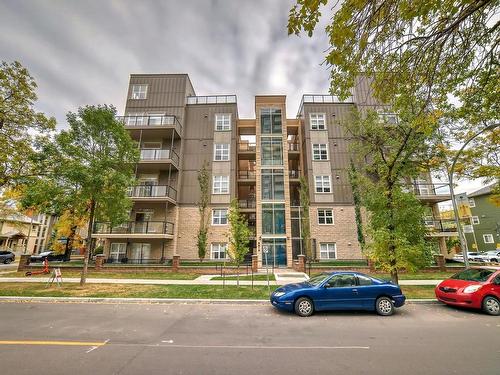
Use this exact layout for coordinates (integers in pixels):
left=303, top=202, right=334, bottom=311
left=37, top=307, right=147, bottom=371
left=449, top=123, right=499, bottom=268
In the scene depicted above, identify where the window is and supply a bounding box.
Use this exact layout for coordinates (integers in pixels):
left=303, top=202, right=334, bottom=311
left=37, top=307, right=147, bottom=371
left=318, top=209, right=334, bottom=225
left=326, top=274, right=358, bottom=288
left=471, top=216, right=480, bottom=225
left=261, top=169, right=284, bottom=201
left=261, top=108, right=282, bottom=134
left=215, top=114, right=231, bottom=131
left=211, top=243, right=228, bottom=259
left=320, top=243, right=337, bottom=260
left=213, top=176, right=229, bottom=194
left=109, top=243, right=127, bottom=262
left=315, top=175, right=331, bottom=193
left=214, top=144, right=230, bottom=161
left=468, top=198, right=476, bottom=207
left=212, top=209, right=228, bottom=225
left=261, top=137, right=283, bottom=166
left=262, top=203, right=286, bottom=234
left=312, top=144, right=329, bottom=160
left=131, top=84, right=147, bottom=99
left=357, top=275, right=373, bottom=286
left=310, top=113, right=326, bottom=130
left=378, top=112, right=399, bottom=125
left=483, top=234, right=494, bottom=244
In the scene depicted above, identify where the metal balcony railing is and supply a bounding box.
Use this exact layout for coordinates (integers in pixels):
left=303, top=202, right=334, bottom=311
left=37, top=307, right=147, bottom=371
left=105, top=258, right=165, bottom=265
left=117, top=115, right=182, bottom=134
left=302, top=94, right=354, bottom=104
left=288, top=170, right=301, bottom=179
left=139, top=149, right=179, bottom=165
left=238, top=199, right=256, bottom=209
left=288, top=142, right=300, bottom=151
left=94, top=221, right=174, bottom=235
left=186, top=95, right=237, bottom=105
left=238, top=142, right=256, bottom=152
left=411, top=183, right=451, bottom=196
left=238, top=170, right=256, bottom=180
left=424, top=218, right=458, bottom=233
left=127, top=185, right=177, bottom=201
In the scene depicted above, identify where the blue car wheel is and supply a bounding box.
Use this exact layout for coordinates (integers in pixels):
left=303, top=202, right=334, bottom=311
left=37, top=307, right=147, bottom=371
left=294, top=297, right=314, bottom=317
left=375, top=296, right=394, bottom=316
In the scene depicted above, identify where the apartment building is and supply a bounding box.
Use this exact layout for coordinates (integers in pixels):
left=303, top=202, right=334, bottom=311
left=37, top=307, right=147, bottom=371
left=92, top=74, right=451, bottom=267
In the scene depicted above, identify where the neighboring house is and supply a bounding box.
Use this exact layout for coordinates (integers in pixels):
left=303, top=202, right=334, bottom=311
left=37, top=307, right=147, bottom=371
left=91, top=74, right=451, bottom=268
left=0, top=212, right=40, bottom=254
left=465, top=183, right=500, bottom=252
left=31, top=214, right=58, bottom=254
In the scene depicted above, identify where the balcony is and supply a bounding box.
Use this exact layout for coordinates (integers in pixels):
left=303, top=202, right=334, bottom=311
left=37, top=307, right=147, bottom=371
left=239, top=199, right=256, bottom=210
left=127, top=185, right=177, bottom=203
left=186, top=95, right=237, bottom=105
left=288, top=142, right=300, bottom=152
left=411, top=183, right=451, bottom=203
left=238, top=142, right=256, bottom=152
left=288, top=169, right=301, bottom=180
left=424, top=218, right=458, bottom=237
left=238, top=170, right=256, bottom=180
left=139, top=149, right=179, bottom=168
left=117, top=115, right=182, bottom=136
left=92, top=221, right=174, bottom=239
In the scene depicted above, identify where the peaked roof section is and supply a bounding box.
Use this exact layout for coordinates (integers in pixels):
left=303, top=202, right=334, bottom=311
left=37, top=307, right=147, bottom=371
left=468, top=182, right=498, bottom=198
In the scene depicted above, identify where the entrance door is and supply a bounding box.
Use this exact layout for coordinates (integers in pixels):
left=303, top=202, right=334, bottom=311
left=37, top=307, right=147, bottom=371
left=262, top=238, right=287, bottom=268
left=130, top=243, right=151, bottom=264
left=109, top=243, right=127, bottom=263
left=134, top=211, right=154, bottom=233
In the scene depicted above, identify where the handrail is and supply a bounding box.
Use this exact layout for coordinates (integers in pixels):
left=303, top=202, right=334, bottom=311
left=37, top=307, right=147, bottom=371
left=186, top=95, right=237, bottom=105
left=238, top=170, right=256, bottom=179
left=139, top=149, right=179, bottom=165
left=94, top=221, right=175, bottom=235
left=127, top=185, right=177, bottom=200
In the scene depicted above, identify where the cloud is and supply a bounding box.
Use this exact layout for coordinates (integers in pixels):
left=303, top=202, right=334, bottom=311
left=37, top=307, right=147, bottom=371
left=0, top=0, right=333, bottom=125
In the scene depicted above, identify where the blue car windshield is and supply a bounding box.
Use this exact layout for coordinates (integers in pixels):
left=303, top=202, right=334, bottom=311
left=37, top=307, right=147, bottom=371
left=307, top=274, right=330, bottom=286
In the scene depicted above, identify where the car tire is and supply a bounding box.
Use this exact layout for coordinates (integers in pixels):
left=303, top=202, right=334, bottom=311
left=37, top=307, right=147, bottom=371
left=482, top=296, right=500, bottom=316
left=4, top=259, right=12, bottom=264
left=375, top=296, right=394, bottom=316
left=490, top=258, right=498, bottom=263
left=294, top=297, right=314, bottom=317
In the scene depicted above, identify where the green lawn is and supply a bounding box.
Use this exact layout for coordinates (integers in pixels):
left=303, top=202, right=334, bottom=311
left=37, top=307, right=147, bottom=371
left=2, top=271, right=199, bottom=280
left=212, top=274, right=276, bottom=281
left=370, top=272, right=456, bottom=280
left=0, top=282, right=435, bottom=299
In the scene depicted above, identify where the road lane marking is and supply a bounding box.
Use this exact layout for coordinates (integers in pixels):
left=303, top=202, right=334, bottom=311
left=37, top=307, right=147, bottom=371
left=0, top=340, right=107, bottom=347
left=110, top=343, right=369, bottom=350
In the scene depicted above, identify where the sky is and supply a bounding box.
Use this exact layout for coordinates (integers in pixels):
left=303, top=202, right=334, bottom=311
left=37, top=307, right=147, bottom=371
left=0, top=0, right=487, bottom=194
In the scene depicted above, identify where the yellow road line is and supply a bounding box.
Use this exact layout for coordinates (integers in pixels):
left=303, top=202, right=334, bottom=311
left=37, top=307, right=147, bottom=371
left=0, top=340, right=106, bottom=346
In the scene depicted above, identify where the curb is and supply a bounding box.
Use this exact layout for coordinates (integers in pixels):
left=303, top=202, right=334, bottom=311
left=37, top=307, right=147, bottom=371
left=0, top=296, right=440, bottom=305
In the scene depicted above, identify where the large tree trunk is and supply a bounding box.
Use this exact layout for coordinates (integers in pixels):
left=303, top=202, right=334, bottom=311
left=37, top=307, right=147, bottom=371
left=80, top=200, right=95, bottom=286
left=386, top=181, right=399, bottom=285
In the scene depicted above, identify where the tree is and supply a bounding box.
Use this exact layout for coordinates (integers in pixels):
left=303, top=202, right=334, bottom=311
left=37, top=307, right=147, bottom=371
left=299, top=176, right=312, bottom=260
left=0, top=61, right=55, bottom=189
left=18, top=105, right=139, bottom=285
left=227, top=198, right=252, bottom=287
left=288, top=0, right=499, bottom=179
left=50, top=210, right=85, bottom=260
left=197, top=161, right=210, bottom=261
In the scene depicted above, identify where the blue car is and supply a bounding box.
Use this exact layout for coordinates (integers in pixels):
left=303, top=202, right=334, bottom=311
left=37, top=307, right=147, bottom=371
left=270, top=272, right=405, bottom=317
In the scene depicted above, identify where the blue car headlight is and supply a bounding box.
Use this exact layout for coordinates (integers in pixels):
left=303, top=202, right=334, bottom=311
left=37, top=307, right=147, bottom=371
left=274, top=291, right=286, bottom=297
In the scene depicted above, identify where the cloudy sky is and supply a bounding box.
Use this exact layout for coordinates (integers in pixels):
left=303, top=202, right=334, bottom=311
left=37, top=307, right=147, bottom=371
left=0, top=0, right=486, bottom=193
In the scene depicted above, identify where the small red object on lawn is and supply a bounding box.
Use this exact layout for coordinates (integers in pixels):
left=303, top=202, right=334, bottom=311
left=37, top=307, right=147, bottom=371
left=25, top=258, right=50, bottom=277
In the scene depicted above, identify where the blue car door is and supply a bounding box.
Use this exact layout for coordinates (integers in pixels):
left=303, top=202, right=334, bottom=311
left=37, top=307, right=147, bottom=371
left=355, top=274, right=379, bottom=309
left=317, top=274, right=363, bottom=310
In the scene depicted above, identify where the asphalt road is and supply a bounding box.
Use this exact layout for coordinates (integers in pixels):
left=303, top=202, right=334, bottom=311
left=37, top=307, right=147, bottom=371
left=0, top=302, right=498, bottom=375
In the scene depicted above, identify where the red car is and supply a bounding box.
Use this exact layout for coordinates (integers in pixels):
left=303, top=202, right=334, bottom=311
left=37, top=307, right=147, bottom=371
left=435, top=266, right=500, bottom=316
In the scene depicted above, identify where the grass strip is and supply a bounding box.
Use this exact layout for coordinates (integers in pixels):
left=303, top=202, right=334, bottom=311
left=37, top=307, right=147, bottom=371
left=1, top=271, right=199, bottom=280
left=211, top=274, right=276, bottom=281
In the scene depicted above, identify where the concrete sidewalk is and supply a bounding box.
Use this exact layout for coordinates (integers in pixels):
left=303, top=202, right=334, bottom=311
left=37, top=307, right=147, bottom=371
left=0, top=276, right=441, bottom=286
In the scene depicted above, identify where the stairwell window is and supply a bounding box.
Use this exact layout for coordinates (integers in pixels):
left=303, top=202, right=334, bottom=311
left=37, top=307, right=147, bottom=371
left=212, top=209, right=228, bottom=225
left=483, top=234, right=494, bottom=244
left=213, top=176, right=229, bottom=194
left=312, top=144, right=329, bottom=160
left=131, top=84, right=148, bottom=99
left=214, top=144, right=230, bottom=161
left=471, top=216, right=480, bottom=225
left=319, top=243, right=336, bottom=259
left=211, top=243, right=228, bottom=259
left=318, top=209, right=334, bottom=225
left=310, top=113, right=326, bottom=130
left=468, top=198, right=476, bottom=207
left=315, top=176, right=331, bottom=193
left=215, top=114, right=231, bottom=131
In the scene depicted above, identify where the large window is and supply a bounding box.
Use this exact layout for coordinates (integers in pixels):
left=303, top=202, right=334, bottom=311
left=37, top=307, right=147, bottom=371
left=318, top=209, right=334, bottom=225
left=131, top=84, right=147, bottom=99
left=261, top=169, right=285, bottom=201
left=310, top=113, right=326, bottom=130
left=261, top=137, right=283, bottom=166
left=312, top=144, right=329, bottom=160
left=315, top=176, right=331, bottom=193
left=483, top=234, right=494, bottom=244
left=320, top=243, right=336, bottom=259
left=261, top=108, right=282, bottom=134
left=212, top=209, right=228, bottom=225
left=213, top=176, right=229, bottom=194
left=468, top=198, right=476, bottom=207
left=215, top=114, right=231, bottom=131
left=471, top=216, right=480, bottom=225
left=211, top=243, right=227, bottom=259
left=262, top=203, right=286, bottom=234
left=214, top=144, right=230, bottom=161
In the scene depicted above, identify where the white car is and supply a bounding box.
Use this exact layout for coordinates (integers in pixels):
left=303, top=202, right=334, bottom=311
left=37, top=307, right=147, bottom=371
left=477, top=251, right=500, bottom=263
left=452, top=252, right=484, bottom=263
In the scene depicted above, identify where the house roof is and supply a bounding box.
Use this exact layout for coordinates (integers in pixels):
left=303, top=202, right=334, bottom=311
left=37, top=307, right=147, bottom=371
left=468, top=182, right=498, bottom=198
left=0, top=230, right=26, bottom=239
left=0, top=213, right=41, bottom=225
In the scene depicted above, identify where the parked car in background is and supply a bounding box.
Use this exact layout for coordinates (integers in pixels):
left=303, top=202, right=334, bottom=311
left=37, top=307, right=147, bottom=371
left=0, top=250, right=15, bottom=264
left=435, top=267, right=500, bottom=316
left=270, top=272, right=406, bottom=317
left=477, top=250, right=500, bottom=263
left=29, top=251, right=66, bottom=263
left=452, top=252, right=484, bottom=263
